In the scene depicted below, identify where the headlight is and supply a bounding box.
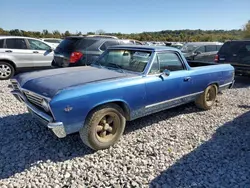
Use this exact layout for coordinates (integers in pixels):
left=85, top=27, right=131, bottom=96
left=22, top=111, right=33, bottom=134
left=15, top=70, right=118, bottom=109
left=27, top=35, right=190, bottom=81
left=41, top=99, right=50, bottom=112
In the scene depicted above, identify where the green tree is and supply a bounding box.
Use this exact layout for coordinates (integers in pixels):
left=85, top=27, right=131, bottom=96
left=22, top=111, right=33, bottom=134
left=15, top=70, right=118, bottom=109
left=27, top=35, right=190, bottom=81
left=87, top=32, right=95, bottom=35
left=9, top=29, right=22, bottom=36
left=64, top=30, right=71, bottom=37
left=52, top=30, right=61, bottom=38
left=0, top=28, right=9, bottom=35
left=95, top=29, right=105, bottom=35
left=243, top=20, right=250, bottom=39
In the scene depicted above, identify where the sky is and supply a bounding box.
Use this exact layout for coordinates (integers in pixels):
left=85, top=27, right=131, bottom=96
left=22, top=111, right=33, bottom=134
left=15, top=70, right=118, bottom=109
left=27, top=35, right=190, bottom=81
left=0, top=0, right=249, bottom=34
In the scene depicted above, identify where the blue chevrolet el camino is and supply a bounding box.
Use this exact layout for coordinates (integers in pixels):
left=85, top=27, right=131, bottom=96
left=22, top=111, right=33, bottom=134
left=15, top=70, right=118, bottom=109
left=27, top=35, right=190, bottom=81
left=10, top=45, right=234, bottom=150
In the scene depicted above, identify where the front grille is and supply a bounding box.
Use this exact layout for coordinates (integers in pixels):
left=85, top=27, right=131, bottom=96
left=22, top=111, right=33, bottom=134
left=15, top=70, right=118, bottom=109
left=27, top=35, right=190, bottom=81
left=10, top=80, right=19, bottom=91
left=23, top=91, right=44, bottom=110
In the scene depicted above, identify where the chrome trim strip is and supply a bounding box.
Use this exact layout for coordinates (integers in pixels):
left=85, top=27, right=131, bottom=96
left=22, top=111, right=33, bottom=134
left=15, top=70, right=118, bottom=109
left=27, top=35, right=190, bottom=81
left=11, top=91, right=53, bottom=122
left=145, top=91, right=203, bottom=108
left=219, top=82, right=233, bottom=88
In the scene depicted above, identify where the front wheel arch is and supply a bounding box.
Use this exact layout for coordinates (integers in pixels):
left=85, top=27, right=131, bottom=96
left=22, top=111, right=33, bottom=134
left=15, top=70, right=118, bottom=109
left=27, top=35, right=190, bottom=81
left=86, top=101, right=131, bottom=121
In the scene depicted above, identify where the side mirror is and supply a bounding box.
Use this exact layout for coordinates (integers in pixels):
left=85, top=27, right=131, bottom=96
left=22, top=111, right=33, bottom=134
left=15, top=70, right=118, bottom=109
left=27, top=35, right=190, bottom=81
left=195, top=51, right=201, bottom=55
left=48, top=47, right=55, bottom=52
left=161, top=69, right=170, bottom=77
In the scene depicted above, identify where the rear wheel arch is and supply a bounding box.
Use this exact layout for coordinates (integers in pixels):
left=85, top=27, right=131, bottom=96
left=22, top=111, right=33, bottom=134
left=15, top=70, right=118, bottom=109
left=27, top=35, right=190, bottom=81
left=207, top=82, right=219, bottom=92
left=195, top=83, right=218, bottom=110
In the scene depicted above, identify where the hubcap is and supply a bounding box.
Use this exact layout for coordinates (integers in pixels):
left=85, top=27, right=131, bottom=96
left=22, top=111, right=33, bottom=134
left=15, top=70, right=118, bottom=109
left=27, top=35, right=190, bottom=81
left=96, top=113, right=119, bottom=142
left=0, top=65, right=11, bottom=78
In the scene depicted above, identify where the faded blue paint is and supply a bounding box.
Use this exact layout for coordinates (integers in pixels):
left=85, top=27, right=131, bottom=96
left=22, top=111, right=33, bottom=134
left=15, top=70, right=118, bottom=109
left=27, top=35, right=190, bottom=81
left=12, top=45, right=235, bottom=135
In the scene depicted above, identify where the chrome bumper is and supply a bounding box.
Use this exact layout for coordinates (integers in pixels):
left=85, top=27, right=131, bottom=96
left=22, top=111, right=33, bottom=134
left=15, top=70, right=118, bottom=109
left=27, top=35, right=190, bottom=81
left=11, top=91, right=66, bottom=138
left=229, top=80, right=235, bottom=89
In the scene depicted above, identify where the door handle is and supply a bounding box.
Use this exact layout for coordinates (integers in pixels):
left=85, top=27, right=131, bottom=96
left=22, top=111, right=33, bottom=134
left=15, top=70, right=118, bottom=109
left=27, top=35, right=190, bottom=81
left=33, top=51, right=39, bottom=53
left=5, top=50, right=12, bottom=53
left=184, top=77, right=191, bottom=82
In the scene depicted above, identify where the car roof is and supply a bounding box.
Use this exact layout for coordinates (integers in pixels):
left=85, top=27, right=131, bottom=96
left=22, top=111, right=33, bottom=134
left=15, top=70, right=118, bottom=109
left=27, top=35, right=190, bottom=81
left=184, top=42, right=223, bottom=46
left=0, top=36, right=42, bottom=40
left=225, top=40, right=250, bottom=42
left=65, top=36, right=118, bottom=41
left=109, top=45, right=177, bottom=52
left=40, top=38, right=62, bottom=40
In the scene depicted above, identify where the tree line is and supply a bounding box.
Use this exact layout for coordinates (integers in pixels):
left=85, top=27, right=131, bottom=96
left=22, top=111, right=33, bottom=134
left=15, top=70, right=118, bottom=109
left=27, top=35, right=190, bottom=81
left=0, top=21, right=249, bottom=42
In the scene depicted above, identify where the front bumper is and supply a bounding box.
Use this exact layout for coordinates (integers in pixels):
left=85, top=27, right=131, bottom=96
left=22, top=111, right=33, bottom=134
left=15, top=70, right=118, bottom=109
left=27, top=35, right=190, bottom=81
left=229, top=80, right=235, bottom=89
left=11, top=91, right=66, bottom=138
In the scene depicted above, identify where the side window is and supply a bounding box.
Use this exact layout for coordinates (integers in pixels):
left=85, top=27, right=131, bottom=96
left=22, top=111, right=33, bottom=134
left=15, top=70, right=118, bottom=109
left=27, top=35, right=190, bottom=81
left=245, top=45, right=250, bottom=52
left=195, top=46, right=205, bottom=53
left=238, top=43, right=250, bottom=56
left=0, top=39, right=3, bottom=48
left=100, top=41, right=119, bottom=51
left=206, top=45, right=217, bottom=52
left=150, top=53, right=184, bottom=74
left=6, top=39, right=27, bottom=49
left=28, top=39, right=51, bottom=51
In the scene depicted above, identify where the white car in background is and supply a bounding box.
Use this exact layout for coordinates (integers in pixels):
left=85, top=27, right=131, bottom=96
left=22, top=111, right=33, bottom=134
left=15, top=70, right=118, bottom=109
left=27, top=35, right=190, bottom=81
left=40, top=38, right=62, bottom=49
left=0, top=36, right=54, bottom=80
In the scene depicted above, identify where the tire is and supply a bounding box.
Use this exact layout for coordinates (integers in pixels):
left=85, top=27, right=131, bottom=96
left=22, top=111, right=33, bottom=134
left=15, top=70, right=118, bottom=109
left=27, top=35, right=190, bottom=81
left=79, top=104, right=126, bottom=150
left=195, top=84, right=218, bottom=110
left=0, top=62, right=15, bottom=80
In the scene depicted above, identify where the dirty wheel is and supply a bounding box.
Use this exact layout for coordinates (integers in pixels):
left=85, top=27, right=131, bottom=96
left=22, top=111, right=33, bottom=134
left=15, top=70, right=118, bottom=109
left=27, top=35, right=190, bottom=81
left=79, top=104, right=126, bottom=150
left=195, top=84, right=218, bottom=110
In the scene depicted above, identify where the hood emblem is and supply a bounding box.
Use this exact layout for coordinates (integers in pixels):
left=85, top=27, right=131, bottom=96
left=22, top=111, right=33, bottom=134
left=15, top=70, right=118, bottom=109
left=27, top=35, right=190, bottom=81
left=64, top=105, right=73, bottom=112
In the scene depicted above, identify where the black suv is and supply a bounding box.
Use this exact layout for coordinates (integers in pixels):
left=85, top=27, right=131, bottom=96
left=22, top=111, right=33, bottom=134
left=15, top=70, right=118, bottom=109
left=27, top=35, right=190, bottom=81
left=52, top=35, right=133, bottom=67
left=215, top=40, right=250, bottom=75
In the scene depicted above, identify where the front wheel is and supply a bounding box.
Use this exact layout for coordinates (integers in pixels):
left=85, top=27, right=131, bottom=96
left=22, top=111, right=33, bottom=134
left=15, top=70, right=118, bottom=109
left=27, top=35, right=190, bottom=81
left=0, top=62, right=15, bottom=80
left=195, top=84, right=218, bottom=110
left=79, top=104, right=126, bottom=150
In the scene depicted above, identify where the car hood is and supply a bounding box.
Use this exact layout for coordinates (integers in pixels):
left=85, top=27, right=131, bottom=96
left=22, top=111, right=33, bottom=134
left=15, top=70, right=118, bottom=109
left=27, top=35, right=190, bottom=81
left=15, top=66, right=132, bottom=98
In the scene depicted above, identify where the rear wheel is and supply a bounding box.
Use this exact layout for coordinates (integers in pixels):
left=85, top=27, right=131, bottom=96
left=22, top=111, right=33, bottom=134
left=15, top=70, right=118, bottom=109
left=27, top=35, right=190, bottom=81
left=79, top=104, right=126, bottom=150
left=195, top=84, right=218, bottom=110
left=0, top=62, right=15, bottom=80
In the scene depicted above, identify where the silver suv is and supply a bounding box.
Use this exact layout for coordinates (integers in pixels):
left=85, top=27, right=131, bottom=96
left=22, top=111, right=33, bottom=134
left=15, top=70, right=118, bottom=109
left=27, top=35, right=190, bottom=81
left=0, top=36, right=54, bottom=80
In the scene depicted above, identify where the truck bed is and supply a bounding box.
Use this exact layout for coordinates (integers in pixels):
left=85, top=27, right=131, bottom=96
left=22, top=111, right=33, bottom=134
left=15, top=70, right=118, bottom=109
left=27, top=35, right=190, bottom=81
left=187, top=61, right=218, bottom=67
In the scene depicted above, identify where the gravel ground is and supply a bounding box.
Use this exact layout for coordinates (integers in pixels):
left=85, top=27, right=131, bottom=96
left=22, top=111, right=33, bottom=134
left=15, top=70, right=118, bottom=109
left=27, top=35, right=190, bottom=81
left=0, top=77, right=250, bottom=188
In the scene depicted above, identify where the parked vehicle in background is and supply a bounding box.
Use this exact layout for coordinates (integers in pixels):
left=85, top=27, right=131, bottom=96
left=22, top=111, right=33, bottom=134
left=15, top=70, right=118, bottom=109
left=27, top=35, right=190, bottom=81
left=11, top=45, right=234, bottom=150
left=0, top=36, right=54, bottom=80
left=52, top=35, right=133, bottom=68
left=181, top=42, right=223, bottom=62
left=144, top=42, right=153, bottom=46
left=40, top=38, right=62, bottom=48
left=122, top=39, right=143, bottom=45
left=169, top=42, right=183, bottom=49
left=215, top=40, right=250, bottom=75
left=152, top=41, right=166, bottom=46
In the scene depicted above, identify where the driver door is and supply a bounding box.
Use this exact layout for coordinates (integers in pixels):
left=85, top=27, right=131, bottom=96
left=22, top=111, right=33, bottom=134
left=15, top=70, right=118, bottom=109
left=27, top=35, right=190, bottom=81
left=144, top=52, right=193, bottom=113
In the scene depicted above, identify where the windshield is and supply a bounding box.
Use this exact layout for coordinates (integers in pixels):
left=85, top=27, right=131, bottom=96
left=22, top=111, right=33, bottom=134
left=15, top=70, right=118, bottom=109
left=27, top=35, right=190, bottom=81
left=181, top=44, right=198, bottom=53
left=93, top=49, right=152, bottom=73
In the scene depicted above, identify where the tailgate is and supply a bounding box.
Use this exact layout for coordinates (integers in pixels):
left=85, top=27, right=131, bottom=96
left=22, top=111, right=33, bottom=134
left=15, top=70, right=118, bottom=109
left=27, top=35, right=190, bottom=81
left=53, top=55, right=70, bottom=67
